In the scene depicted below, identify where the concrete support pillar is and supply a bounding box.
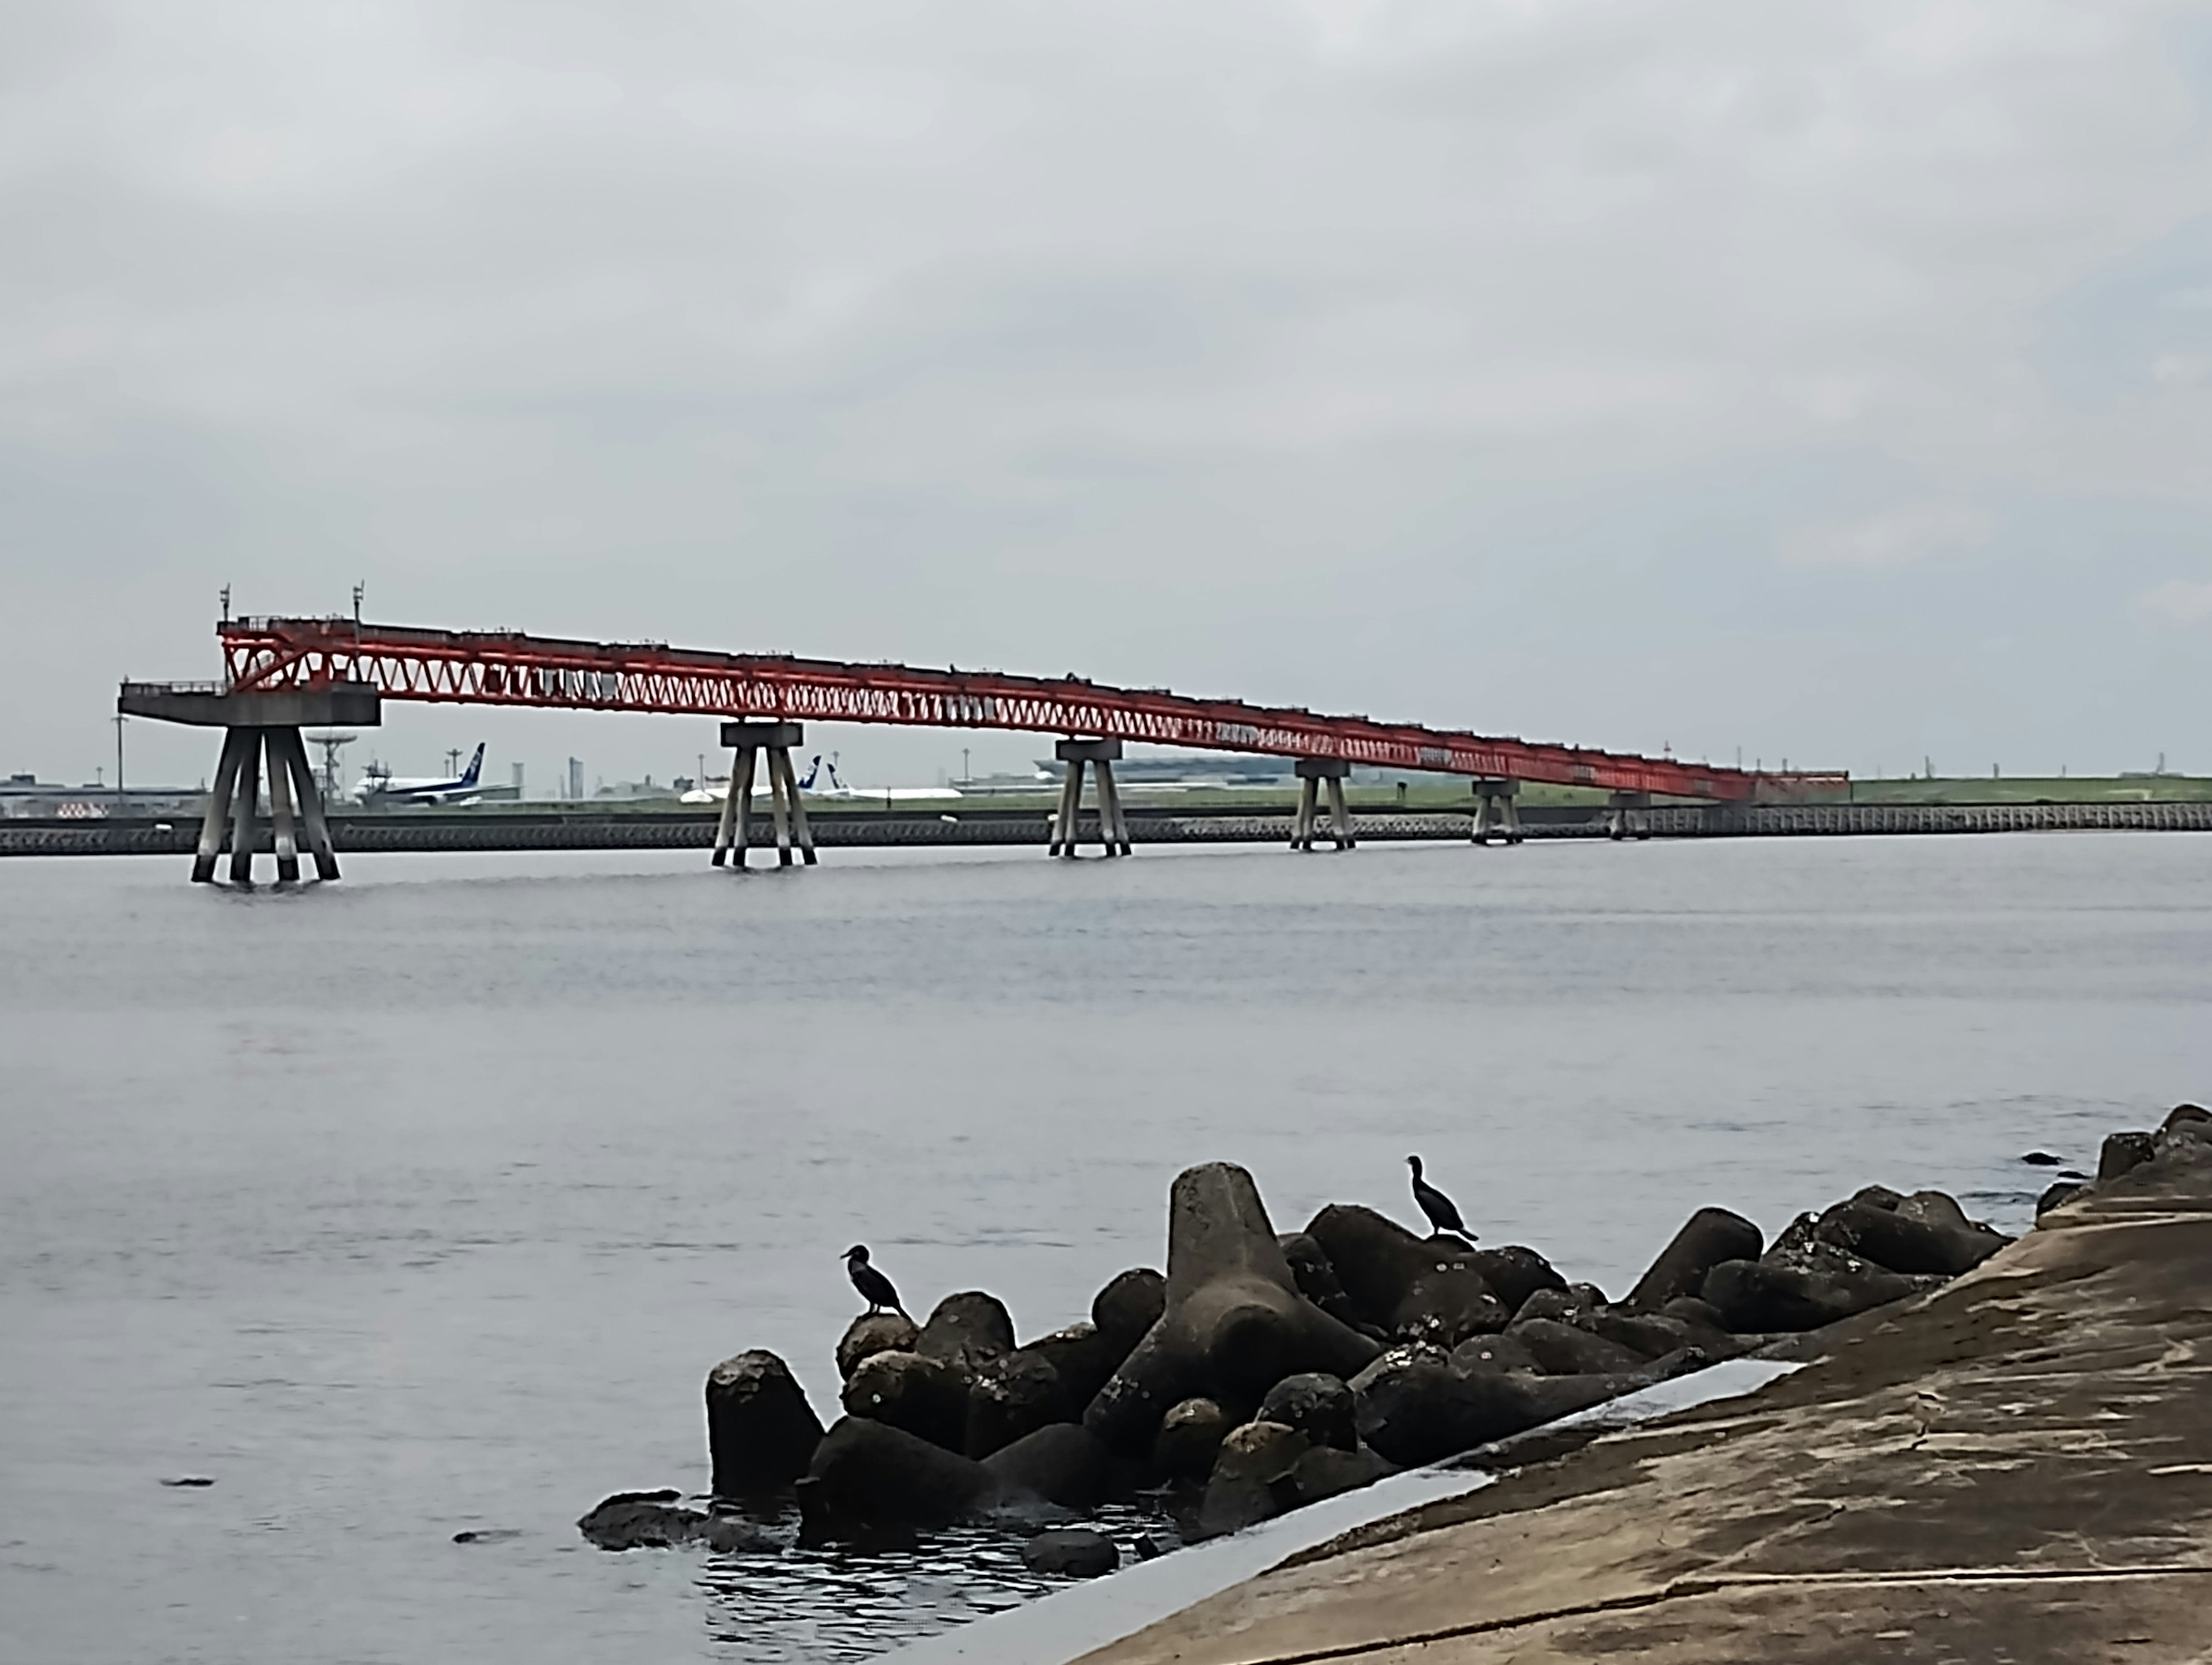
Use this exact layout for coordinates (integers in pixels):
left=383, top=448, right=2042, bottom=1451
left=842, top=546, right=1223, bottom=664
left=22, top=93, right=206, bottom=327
left=1289, top=775, right=1320, bottom=851
left=190, top=725, right=342, bottom=886
left=227, top=728, right=262, bottom=885
left=1606, top=791, right=1653, bottom=842
left=715, top=722, right=813, bottom=869
left=1292, top=758, right=1354, bottom=851
left=271, top=727, right=342, bottom=881
left=192, top=727, right=253, bottom=884
left=1050, top=738, right=1127, bottom=857
left=1472, top=777, right=1524, bottom=847
left=265, top=731, right=301, bottom=883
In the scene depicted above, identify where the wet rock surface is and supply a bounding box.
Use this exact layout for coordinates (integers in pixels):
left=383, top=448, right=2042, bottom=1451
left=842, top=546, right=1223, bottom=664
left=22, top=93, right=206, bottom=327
left=834, top=1312, right=919, bottom=1381
left=1085, top=1164, right=1378, bottom=1457
left=1021, top=1526, right=1118, bottom=1577
left=706, top=1349, right=824, bottom=1495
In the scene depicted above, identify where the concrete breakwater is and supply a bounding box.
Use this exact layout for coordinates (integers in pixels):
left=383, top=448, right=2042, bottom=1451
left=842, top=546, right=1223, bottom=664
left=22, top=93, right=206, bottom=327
left=6, top=797, right=2210, bottom=858
left=1077, top=1106, right=2212, bottom=1664
left=572, top=1121, right=2170, bottom=1640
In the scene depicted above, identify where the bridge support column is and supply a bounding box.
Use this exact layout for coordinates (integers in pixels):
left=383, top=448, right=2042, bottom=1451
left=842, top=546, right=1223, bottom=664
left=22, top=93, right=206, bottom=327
left=1472, top=778, right=1523, bottom=846
left=714, top=722, right=815, bottom=868
left=1050, top=738, right=1129, bottom=857
left=1606, top=791, right=1653, bottom=841
left=187, top=725, right=342, bottom=885
left=1291, top=758, right=1355, bottom=851
left=274, top=728, right=342, bottom=882
left=120, top=684, right=377, bottom=886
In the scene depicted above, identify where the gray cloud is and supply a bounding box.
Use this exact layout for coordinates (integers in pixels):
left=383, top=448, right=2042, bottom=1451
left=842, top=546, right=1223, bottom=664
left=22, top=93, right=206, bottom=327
left=5, top=0, right=2212, bottom=788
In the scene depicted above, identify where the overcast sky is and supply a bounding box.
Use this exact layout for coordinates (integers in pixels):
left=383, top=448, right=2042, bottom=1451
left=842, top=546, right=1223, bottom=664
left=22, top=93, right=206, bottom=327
left=6, top=1, right=2212, bottom=790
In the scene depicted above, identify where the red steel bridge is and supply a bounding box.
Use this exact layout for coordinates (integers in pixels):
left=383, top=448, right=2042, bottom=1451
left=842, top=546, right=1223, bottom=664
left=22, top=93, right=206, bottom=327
left=211, top=616, right=1828, bottom=801
left=121, top=615, right=1840, bottom=882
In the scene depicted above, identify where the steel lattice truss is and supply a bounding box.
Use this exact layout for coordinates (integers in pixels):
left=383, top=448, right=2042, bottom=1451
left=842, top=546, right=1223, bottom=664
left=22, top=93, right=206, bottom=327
left=216, top=617, right=1834, bottom=801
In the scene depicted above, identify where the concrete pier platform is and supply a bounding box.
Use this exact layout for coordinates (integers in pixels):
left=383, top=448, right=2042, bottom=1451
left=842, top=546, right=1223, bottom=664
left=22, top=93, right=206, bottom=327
left=1077, top=1139, right=2212, bottom=1665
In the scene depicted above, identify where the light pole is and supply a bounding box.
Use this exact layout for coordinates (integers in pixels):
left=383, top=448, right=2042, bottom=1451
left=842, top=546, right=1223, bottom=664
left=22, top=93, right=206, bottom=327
left=112, top=715, right=126, bottom=810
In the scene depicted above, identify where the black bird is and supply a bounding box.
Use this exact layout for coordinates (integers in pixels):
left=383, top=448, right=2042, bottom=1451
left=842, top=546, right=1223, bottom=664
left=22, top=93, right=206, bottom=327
left=844, top=1244, right=913, bottom=1321
left=1407, top=1155, right=1475, bottom=1242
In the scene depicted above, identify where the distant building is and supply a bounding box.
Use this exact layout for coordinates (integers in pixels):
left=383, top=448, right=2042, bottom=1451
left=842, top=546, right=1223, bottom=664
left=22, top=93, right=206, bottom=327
left=0, top=773, right=206, bottom=820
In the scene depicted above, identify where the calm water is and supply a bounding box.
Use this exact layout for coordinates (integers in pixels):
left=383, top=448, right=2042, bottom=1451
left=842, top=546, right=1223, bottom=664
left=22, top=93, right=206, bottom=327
left=2, top=835, right=2208, bottom=1664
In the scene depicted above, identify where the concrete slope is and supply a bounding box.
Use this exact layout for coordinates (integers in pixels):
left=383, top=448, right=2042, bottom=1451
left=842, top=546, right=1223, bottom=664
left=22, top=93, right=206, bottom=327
left=1077, top=1144, right=2212, bottom=1665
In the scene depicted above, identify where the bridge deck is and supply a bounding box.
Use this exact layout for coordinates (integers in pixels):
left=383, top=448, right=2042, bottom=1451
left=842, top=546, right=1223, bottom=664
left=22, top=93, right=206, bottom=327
left=210, top=617, right=1839, bottom=803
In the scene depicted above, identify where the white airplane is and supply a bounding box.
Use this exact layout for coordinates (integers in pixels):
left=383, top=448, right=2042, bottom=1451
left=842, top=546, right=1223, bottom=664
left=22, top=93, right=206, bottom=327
left=353, top=743, right=486, bottom=805
left=677, top=753, right=961, bottom=804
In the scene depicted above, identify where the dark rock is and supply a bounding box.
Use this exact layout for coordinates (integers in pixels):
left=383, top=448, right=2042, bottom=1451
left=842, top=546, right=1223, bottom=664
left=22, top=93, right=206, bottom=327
left=1813, top=1198, right=2002, bottom=1279
left=2020, top=1151, right=2065, bottom=1166
left=2099, top=1131, right=2157, bottom=1182
left=1395, top=1258, right=1509, bottom=1347
left=1582, top=1309, right=1736, bottom=1363
left=916, top=1292, right=1016, bottom=1373
left=2161, top=1104, right=2212, bottom=1147
left=1463, top=1245, right=1567, bottom=1317
left=1021, top=1323, right=1119, bottom=1416
left=1283, top=1443, right=1394, bottom=1507
left=1449, top=1332, right=1544, bottom=1375
left=1351, top=1347, right=1662, bottom=1467
left=698, top=1515, right=773, bottom=1553
left=706, top=1350, right=824, bottom=1495
left=577, top=1491, right=707, bottom=1550
left=1022, top=1526, right=1118, bottom=1577
left=1513, top=1283, right=1607, bottom=1326
left=804, top=1415, right=999, bottom=1529
left=2036, top=1179, right=2090, bottom=1216
left=1198, top=1419, right=1309, bottom=1538
left=1091, top=1268, right=1168, bottom=1360
left=1660, top=1295, right=1730, bottom=1330
left=1509, top=1317, right=1647, bottom=1376
left=1624, top=1207, right=1764, bottom=1312
left=1304, top=1203, right=1452, bottom=1329
left=1085, top=1165, right=1380, bottom=1456
left=160, top=1476, right=215, bottom=1488
left=842, top=1349, right=971, bottom=1452
left=1280, top=1232, right=1369, bottom=1332
left=1153, top=1395, right=1235, bottom=1480
left=1849, top=1184, right=1905, bottom=1211
left=1701, top=1247, right=1933, bottom=1333
left=984, top=1421, right=1111, bottom=1509
left=1303, top=1204, right=1507, bottom=1342
left=836, top=1313, right=921, bottom=1381
left=451, top=1528, right=522, bottom=1543
left=1895, top=1191, right=2010, bottom=1263
left=1257, top=1372, right=1357, bottom=1451
left=965, top=1348, right=1067, bottom=1459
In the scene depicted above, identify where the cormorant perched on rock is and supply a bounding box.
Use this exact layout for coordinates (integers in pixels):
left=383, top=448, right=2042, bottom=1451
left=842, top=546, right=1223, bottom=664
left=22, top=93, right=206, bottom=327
left=1407, top=1155, right=1476, bottom=1242
left=843, top=1245, right=912, bottom=1320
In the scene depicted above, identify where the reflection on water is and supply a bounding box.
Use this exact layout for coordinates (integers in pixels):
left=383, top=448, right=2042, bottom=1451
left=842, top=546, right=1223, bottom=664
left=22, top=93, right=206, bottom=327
left=699, top=1503, right=1167, bottom=1663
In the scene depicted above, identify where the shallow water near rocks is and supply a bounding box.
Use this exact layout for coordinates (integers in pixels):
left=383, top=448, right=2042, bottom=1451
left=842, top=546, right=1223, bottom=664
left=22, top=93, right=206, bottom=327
left=2, top=835, right=2207, bottom=1663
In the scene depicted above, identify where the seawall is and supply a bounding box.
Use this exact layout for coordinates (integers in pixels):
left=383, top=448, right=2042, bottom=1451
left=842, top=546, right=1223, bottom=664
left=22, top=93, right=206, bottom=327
left=5, top=797, right=2210, bottom=856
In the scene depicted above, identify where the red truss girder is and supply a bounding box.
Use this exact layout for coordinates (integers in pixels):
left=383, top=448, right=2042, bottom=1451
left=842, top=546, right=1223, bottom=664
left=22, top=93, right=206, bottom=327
left=217, top=618, right=1836, bottom=802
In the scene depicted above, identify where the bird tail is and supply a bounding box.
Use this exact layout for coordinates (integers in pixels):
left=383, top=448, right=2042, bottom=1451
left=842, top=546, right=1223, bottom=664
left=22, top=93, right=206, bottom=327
left=896, top=1304, right=914, bottom=1323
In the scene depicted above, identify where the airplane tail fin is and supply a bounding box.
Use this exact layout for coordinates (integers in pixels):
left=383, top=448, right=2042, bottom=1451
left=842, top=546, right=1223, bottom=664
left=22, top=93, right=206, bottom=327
left=461, top=743, right=484, bottom=787
left=798, top=754, right=820, bottom=791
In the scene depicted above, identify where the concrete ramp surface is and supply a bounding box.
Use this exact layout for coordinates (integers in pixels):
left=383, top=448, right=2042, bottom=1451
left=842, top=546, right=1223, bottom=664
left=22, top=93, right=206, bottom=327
left=1076, top=1139, right=2212, bottom=1664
